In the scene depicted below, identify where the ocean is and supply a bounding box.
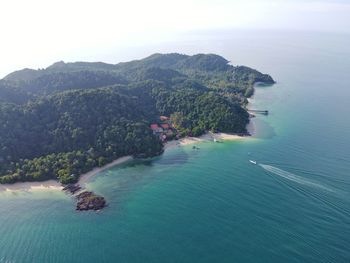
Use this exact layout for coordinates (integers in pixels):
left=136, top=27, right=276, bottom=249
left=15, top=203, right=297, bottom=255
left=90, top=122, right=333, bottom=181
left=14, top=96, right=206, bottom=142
left=0, top=30, right=349, bottom=263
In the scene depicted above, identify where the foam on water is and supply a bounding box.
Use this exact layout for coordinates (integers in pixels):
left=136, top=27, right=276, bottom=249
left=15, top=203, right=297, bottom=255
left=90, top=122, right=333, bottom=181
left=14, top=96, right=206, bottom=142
left=259, top=164, right=333, bottom=192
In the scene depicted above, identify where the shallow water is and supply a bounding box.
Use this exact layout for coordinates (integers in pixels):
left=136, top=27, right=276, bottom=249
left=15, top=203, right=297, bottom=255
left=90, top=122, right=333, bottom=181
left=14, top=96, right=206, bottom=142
left=0, top=30, right=349, bottom=262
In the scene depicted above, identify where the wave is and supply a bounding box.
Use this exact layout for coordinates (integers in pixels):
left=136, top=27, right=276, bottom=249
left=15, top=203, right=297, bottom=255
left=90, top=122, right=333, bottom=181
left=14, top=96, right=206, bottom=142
left=259, top=164, right=333, bottom=192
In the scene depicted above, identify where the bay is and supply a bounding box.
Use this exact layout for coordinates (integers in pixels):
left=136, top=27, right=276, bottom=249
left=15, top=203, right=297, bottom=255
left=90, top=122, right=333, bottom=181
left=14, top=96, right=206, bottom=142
left=0, top=30, right=349, bottom=263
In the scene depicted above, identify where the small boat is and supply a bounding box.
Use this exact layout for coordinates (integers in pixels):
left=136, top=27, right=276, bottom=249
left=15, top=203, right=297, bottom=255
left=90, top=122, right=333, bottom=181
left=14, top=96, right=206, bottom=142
left=213, top=138, right=217, bottom=142
left=249, top=160, right=257, bottom=165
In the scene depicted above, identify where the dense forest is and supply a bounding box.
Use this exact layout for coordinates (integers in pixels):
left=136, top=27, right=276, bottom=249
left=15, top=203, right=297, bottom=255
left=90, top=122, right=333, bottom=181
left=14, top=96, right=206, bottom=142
left=0, top=53, right=274, bottom=184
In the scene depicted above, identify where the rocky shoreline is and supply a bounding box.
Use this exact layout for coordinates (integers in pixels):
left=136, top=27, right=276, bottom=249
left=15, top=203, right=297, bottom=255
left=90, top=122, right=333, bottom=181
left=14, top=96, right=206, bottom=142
left=76, top=191, right=106, bottom=211
left=62, top=184, right=82, bottom=194
left=63, top=184, right=106, bottom=211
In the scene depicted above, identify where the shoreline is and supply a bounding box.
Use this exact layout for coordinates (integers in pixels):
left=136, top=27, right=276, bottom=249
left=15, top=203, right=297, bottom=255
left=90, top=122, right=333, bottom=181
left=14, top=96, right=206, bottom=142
left=0, top=179, right=63, bottom=193
left=78, top=156, right=133, bottom=186
left=0, top=132, right=249, bottom=193
left=164, top=132, right=249, bottom=150
left=0, top=156, right=133, bottom=193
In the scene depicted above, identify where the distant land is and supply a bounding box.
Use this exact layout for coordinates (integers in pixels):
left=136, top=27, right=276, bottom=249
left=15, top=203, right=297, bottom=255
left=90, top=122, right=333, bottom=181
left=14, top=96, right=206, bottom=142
left=0, top=53, right=275, bottom=186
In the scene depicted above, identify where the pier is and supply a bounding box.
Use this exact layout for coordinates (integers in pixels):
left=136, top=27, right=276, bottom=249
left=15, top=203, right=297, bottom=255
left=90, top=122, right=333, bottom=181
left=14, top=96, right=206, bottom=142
left=247, top=109, right=269, bottom=115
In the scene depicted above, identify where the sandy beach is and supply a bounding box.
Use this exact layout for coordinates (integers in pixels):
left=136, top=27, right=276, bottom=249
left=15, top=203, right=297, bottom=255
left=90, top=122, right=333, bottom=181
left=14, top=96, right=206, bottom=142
left=80, top=133, right=245, bottom=184
left=78, top=156, right=133, bottom=186
left=0, top=180, right=63, bottom=193
left=0, top=133, right=247, bottom=192
left=0, top=156, right=133, bottom=193
left=164, top=132, right=248, bottom=150
left=78, top=132, right=247, bottom=183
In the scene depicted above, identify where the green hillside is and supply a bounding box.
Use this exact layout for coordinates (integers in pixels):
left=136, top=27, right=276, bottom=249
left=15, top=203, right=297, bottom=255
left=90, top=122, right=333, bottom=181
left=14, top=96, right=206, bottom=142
left=0, top=53, right=274, bottom=184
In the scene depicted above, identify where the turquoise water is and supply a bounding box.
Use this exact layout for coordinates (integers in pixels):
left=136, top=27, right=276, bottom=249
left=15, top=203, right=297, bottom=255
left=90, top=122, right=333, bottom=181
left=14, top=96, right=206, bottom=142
left=1, top=30, right=350, bottom=262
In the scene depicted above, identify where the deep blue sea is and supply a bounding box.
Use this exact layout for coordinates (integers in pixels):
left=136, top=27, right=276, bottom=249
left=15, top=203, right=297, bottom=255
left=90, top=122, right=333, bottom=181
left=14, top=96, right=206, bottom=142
left=0, top=30, right=349, bottom=263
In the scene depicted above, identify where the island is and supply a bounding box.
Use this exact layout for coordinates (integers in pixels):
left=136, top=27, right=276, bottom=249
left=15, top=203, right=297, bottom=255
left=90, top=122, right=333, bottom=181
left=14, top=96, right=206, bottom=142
left=0, top=53, right=274, bottom=209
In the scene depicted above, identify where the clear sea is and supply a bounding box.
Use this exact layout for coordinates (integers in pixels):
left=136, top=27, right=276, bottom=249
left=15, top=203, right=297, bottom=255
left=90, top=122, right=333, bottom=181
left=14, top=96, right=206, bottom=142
left=0, top=30, right=349, bottom=263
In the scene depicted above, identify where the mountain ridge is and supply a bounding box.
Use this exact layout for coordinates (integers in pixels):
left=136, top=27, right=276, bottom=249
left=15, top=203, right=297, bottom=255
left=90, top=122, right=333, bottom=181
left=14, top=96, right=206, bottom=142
left=0, top=53, right=274, bottom=184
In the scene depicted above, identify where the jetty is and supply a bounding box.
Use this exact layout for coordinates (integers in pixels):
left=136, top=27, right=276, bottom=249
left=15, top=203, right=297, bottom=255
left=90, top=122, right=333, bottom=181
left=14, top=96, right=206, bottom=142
left=247, top=109, right=269, bottom=115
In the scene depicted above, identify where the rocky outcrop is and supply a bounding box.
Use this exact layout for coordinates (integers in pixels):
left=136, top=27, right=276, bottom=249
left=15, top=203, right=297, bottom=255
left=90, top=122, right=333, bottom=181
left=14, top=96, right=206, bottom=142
left=76, top=191, right=106, bottom=211
left=62, top=184, right=107, bottom=211
left=62, top=184, right=82, bottom=194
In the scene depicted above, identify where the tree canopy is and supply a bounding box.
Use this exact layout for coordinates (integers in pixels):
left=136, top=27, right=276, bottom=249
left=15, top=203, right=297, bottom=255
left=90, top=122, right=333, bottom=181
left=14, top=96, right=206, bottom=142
left=0, top=53, right=274, bottom=184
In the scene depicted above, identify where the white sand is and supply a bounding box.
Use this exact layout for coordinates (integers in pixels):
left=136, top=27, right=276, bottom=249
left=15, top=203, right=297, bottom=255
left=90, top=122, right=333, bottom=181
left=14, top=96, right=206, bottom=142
left=0, top=156, right=133, bottom=192
left=78, top=156, right=133, bottom=186
left=0, top=133, right=248, bottom=192
left=0, top=180, right=63, bottom=193
left=164, top=132, right=248, bottom=150
left=71, top=134, right=245, bottom=185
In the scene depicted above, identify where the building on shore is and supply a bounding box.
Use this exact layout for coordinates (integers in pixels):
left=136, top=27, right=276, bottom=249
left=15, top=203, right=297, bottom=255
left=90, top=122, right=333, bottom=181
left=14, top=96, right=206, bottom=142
left=150, top=116, right=177, bottom=142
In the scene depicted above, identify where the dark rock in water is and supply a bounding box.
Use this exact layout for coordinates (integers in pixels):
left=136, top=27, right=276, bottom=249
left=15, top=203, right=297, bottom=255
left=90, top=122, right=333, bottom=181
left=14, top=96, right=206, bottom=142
left=235, top=132, right=251, bottom=137
left=62, top=184, right=82, bottom=194
left=62, top=185, right=106, bottom=211
left=76, top=191, right=106, bottom=211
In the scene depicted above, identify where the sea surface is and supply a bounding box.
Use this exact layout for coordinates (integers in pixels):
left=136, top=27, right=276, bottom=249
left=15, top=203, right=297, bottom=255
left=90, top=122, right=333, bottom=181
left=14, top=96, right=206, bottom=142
left=0, top=30, right=349, bottom=263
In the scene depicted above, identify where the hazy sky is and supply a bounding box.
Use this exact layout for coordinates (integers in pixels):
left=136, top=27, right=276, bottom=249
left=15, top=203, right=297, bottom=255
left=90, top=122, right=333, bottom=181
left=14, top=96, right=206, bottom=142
left=1, top=0, right=349, bottom=77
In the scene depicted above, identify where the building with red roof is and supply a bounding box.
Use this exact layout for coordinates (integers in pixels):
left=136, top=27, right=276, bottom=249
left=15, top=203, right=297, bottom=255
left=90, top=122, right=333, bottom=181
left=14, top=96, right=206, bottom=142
left=150, top=124, right=159, bottom=130
left=160, top=116, right=169, bottom=121
left=160, top=123, right=170, bottom=130
left=150, top=124, right=163, bottom=133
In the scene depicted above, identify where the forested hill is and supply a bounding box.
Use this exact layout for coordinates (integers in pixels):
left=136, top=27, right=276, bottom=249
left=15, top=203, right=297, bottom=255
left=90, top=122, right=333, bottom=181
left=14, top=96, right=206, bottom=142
left=0, top=53, right=274, bottom=184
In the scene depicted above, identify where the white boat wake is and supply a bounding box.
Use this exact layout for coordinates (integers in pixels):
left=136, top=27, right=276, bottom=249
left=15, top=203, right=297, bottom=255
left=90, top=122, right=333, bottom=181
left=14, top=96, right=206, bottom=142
left=259, top=164, right=332, bottom=192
